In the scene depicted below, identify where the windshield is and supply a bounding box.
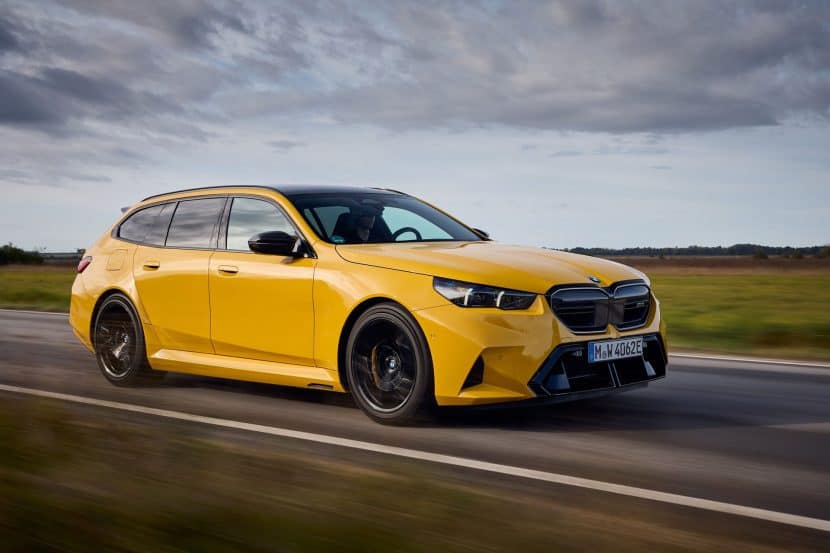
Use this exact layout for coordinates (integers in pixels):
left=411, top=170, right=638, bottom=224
left=288, top=192, right=482, bottom=244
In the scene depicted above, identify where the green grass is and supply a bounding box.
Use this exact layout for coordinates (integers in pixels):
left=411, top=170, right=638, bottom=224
left=0, top=396, right=815, bottom=552
left=652, top=274, right=830, bottom=360
left=0, top=265, right=75, bottom=311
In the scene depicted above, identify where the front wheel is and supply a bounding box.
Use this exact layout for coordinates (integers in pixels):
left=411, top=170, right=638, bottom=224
left=345, top=303, right=433, bottom=424
left=93, top=294, right=163, bottom=386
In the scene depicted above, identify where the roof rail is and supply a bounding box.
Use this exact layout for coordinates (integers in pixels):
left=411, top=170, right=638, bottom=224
left=371, top=187, right=408, bottom=195
left=141, top=185, right=279, bottom=202
left=141, top=184, right=405, bottom=202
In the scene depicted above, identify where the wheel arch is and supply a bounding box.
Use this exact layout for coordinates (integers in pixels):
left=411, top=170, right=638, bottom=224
left=89, top=288, right=137, bottom=348
left=337, top=297, right=433, bottom=392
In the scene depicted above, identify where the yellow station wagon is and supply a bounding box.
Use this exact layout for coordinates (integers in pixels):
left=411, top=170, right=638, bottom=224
left=70, top=185, right=667, bottom=423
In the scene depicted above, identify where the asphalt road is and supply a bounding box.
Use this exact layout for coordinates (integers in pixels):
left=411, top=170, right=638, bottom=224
left=1, top=309, right=828, bottom=549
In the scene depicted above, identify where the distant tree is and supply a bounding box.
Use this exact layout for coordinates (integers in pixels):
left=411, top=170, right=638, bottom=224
left=819, top=246, right=830, bottom=259
left=792, top=251, right=804, bottom=260
left=0, top=243, right=43, bottom=265
left=753, top=250, right=768, bottom=260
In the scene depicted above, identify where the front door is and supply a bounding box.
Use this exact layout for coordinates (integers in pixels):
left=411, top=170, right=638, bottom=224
left=209, top=196, right=316, bottom=366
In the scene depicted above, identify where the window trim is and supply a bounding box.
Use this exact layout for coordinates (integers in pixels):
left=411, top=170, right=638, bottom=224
left=112, top=201, right=176, bottom=247
left=112, top=194, right=228, bottom=251
left=112, top=193, right=315, bottom=257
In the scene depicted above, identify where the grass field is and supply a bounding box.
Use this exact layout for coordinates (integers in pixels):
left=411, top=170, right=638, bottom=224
left=651, top=274, right=830, bottom=359
left=0, top=265, right=75, bottom=312
left=620, top=256, right=830, bottom=360
left=0, top=395, right=815, bottom=552
left=1, top=258, right=828, bottom=360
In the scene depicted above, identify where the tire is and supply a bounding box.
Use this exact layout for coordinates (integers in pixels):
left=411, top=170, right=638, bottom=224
left=93, top=293, right=163, bottom=386
left=345, top=303, right=433, bottom=425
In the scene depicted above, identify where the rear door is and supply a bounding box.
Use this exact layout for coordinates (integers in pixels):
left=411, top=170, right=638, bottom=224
left=209, top=196, right=316, bottom=365
left=133, top=197, right=226, bottom=353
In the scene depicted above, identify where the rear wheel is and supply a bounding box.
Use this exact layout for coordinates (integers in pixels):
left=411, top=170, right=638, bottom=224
left=93, top=294, right=162, bottom=386
left=346, top=303, right=433, bottom=424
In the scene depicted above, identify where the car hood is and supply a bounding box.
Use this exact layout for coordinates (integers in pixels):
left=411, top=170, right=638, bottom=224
left=335, top=241, right=648, bottom=293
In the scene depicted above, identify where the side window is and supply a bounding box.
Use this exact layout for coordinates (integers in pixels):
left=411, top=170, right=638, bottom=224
left=118, top=205, right=163, bottom=243
left=302, top=208, right=324, bottom=238
left=226, top=198, right=294, bottom=251
left=314, top=206, right=350, bottom=237
left=165, top=198, right=225, bottom=249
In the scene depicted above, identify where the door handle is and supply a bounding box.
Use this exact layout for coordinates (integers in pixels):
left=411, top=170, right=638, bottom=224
left=218, top=265, right=239, bottom=274
left=143, top=260, right=160, bottom=270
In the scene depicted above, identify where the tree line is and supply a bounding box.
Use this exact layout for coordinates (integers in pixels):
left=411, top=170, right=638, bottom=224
left=0, top=244, right=44, bottom=265
left=556, top=244, right=830, bottom=258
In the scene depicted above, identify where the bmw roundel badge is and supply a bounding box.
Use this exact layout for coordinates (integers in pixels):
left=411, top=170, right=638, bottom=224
left=587, top=276, right=601, bottom=283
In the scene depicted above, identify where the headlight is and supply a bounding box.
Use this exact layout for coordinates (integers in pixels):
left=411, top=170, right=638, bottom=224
left=433, top=277, right=536, bottom=310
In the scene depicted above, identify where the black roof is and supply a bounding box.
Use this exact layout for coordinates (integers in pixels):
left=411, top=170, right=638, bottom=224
left=141, top=184, right=402, bottom=202
left=276, top=184, right=403, bottom=197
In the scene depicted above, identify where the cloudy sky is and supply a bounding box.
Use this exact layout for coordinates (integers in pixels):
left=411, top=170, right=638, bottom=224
left=1, top=0, right=828, bottom=251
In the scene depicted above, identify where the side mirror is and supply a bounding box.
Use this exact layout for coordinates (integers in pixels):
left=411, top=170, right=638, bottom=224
left=248, top=231, right=303, bottom=257
left=473, top=228, right=490, bottom=240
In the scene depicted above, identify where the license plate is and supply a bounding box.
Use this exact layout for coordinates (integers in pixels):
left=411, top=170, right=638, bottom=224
left=587, top=336, right=643, bottom=363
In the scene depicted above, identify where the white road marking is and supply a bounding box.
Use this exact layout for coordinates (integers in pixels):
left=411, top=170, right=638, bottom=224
left=764, top=422, right=830, bottom=434
left=0, top=308, right=68, bottom=317
left=0, top=383, right=828, bottom=533
left=671, top=352, right=830, bottom=370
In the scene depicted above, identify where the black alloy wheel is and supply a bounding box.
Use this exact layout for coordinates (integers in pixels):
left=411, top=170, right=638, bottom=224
left=93, top=294, right=162, bottom=386
left=346, top=303, right=433, bottom=424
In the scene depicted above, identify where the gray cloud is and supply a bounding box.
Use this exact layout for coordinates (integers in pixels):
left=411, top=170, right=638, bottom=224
left=0, top=13, right=22, bottom=52
left=0, top=70, right=66, bottom=125
left=550, top=150, right=582, bottom=158
left=1, top=0, right=829, bottom=140
left=55, top=0, right=250, bottom=49
left=0, top=165, right=109, bottom=186
left=0, top=66, right=178, bottom=130
left=268, top=139, right=305, bottom=150
left=549, top=140, right=667, bottom=158
left=40, top=68, right=132, bottom=106
left=224, top=1, right=830, bottom=133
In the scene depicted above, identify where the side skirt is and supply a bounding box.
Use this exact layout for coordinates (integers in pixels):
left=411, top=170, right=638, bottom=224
left=148, top=349, right=342, bottom=391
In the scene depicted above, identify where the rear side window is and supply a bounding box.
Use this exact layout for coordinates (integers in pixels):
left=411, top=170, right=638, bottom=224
left=119, top=205, right=163, bottom=243
left=165, top=198, right=225, bottom=249
left=226, top=198, right=294, bottom=251
left=143, top=203, right=175, bottom=246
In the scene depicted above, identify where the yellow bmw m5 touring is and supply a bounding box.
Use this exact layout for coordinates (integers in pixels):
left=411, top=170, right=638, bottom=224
left=70, top=185, right=667, bottom=423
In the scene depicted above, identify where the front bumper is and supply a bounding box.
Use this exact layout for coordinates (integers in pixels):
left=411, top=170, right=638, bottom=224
left=527, top=334, right=666, bottom=401
left=413, top=294, right=667, bottom=407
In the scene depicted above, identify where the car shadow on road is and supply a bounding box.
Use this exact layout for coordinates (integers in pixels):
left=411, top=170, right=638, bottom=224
left=155, top=372, right=830, bottom=435
left=160, top=372, right=357, bottom=408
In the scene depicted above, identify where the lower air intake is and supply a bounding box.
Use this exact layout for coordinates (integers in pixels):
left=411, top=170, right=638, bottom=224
left=530, top=334, right=666, bottom=397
